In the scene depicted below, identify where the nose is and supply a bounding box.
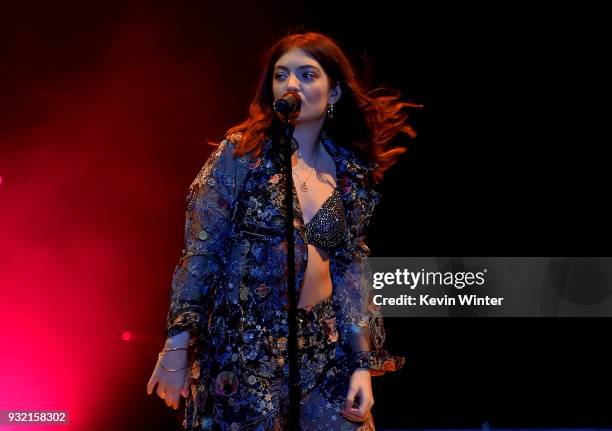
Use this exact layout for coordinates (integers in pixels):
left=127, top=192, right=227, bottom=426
left=286, top=73, right=299, bottom=92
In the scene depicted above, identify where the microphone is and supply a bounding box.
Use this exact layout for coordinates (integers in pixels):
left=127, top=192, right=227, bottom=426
left=274, top=91, right=302, bottom=117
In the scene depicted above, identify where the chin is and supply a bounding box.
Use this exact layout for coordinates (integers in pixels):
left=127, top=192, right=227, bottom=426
left=293, top=112, right=321, bottom=125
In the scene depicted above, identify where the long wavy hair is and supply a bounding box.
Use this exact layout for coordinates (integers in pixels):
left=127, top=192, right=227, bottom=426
left=225, top=32, right=420, bottom=184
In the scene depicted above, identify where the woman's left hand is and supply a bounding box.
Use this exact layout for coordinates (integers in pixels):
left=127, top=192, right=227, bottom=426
left=339, top=368, right=374, bottom=422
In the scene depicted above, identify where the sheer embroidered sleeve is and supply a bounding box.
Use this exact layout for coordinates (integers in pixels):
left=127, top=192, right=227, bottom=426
left=164, top=137, right=239, bottom=338
left=334, top=186, right=406, bottom=376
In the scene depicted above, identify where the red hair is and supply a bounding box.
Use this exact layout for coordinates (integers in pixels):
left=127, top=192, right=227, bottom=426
left=225, top=32, right=420, bottom=185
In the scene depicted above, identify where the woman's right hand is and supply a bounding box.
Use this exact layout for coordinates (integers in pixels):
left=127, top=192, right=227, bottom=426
left=146, top=349, right=190, bottom=410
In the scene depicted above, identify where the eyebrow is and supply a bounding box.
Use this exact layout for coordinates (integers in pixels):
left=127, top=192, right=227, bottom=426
left=274, top=65, right=321, bottom=72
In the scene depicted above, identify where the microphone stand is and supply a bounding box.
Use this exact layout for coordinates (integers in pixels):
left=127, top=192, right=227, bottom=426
left=278, top=114, right=300, bottom=430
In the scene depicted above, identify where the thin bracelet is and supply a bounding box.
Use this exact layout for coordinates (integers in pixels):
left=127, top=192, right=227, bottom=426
left=158, top=352, right=188, bottom=372
left=159, top=362, right=188, bottom=372
left=158, top=347, right=188, bottom=372
left=161, top=347, right=189, bottom=352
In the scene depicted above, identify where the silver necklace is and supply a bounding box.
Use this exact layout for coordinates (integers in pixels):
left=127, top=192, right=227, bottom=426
left=293, top=145, right=319, bottom=192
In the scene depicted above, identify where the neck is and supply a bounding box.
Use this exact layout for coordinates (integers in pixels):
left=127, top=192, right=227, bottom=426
left=292, top=120, right=324, bottom=166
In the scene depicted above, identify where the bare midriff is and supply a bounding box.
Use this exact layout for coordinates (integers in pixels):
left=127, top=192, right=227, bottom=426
left=293, top=146, right=337, bottom=310
left=298, top=245, right=333, bottom=310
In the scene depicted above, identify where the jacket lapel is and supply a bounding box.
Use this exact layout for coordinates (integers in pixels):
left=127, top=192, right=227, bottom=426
left=319, top=132, right=381, bottom=254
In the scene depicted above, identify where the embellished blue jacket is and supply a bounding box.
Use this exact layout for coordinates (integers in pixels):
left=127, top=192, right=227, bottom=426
left=164, top=129, right=404, bottom=419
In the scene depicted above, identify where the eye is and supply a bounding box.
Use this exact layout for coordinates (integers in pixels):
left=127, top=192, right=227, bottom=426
left=303, top=71, right=317, bottom=80
left=274, top=72, right=286, bottom=80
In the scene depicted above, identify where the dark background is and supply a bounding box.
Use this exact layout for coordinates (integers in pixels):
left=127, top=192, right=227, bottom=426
left=1, top=1, right=609, bottom=430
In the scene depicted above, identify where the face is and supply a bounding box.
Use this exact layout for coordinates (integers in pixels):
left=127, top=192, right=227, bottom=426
left=272, top=47, right=341, bottom=124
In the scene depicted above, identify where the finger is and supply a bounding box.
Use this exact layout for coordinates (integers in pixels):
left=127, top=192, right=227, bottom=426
left=344, top=386, right=358, bottom=411
left=339, top=398, right=369, bottom=422
left=339, top=410, right=366, bottom=423
left=338, top=406, right=363, bottom=422
left=164, top=388, right=175, bottom=408
left=175, top=390, right=182, bottom=410
left=147, top=375, right=157, bottom=395
left=340, top=405, right=369, bottom=423
left=169, top=390, right=179, bottom=410
left=355, top=397, right=372, bottom=419
left=156, top=382, right=167, bottom=400
left=173, top=387, right=182, bottom=409
left=354, top=390, right=372, bottom=419
left=182, top=377, right=190, bottom=398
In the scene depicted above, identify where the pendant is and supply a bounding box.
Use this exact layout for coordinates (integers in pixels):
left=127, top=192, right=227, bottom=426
left=301, top=183, right=308, bottom=192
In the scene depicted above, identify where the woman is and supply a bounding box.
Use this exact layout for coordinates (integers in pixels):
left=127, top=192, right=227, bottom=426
left=147, top=32, right=418, bottom=430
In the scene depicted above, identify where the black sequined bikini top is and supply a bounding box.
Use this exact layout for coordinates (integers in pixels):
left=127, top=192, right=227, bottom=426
left=303, top=186, right=347, bottom=253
